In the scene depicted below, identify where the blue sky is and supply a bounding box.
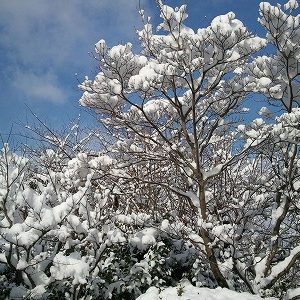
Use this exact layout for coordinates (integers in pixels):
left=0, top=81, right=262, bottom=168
left=0, top=0, right=287, bottom=142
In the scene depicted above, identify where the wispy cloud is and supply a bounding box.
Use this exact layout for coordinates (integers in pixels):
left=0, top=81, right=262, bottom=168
left=12, top=70, right=66, bottom=104
left=0, top=0, right=148, bottom=104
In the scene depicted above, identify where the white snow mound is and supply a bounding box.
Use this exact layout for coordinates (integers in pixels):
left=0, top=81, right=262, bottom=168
left=137, top=280, right=277, bottom=300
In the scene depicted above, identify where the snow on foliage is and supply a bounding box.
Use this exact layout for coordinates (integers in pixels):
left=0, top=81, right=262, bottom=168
left=50, top=252, right=90, bottom=285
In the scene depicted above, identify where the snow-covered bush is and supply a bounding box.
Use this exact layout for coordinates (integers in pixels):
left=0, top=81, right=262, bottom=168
left=0, top=144, right=206, bottom=299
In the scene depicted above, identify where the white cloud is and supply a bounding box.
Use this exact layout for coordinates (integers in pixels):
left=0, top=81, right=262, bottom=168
left=0, top=0, right=151, bottom=103
left=13, top=70, right=67, bottom=104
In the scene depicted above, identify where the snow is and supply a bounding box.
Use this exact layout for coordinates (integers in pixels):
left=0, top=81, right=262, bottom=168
left=161, top=219, right=170, bottom=231
left=259, top=107, right=272, bottom=117
left=130, top=228, right=158, bottom=251
left=109, top=43, right=132, bottom=60
left=137, top=280, right=276, bottom=300
left=186, top=191, right=199, bottom=207
left=238, top=124, right=246, bottom=132
left=210, top=12, right=244, bottom=36
left=258, top=77, right=272, bottom=87
left=95, top=39, right=106, bottom=54
left=107, top=228, right=127, bottom=244
left=284, top=287, right=300, bottom=299
left=18, top=228, right=40, bottom=246
left=212, top=224, right=232, bottom=242
left=284, top=0, right=299, bottom=10
left=0, top=253, right=7, bottom=263
left=50, top=252, right=90, bottom=285
left=260, top=245, right=300, bottom=288
left=29, top=285, right=47, bottom=300
left=2, top=1, right=300, bottom=298
left=203, top=164, right=224, bottom=180
left=188, top=233, right=204, bottom=244
left=16, top=259, right=28, bottom=270
left=271, top=198, right=286, bottom=225
left=89, top=155, right=115, bottom=169
left=138, top=287, right=160, bottom=299
left=269, top=85, right=283, bottom=99
left=293, top=180, right=300, bottom=190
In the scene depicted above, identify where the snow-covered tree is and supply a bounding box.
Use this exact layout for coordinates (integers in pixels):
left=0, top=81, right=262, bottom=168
left=79, top=1, right=267, bottom=290
left=239, top=1, right=300, bottom=296
left=79, top=0, right=300, bottom=296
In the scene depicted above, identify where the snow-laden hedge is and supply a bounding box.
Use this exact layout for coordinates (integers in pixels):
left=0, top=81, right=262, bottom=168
left=0, top=145, right=213, bottom=299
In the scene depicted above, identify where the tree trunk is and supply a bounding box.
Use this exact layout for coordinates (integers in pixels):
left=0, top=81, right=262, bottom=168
left=199, top=177, right=229, bottom=288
